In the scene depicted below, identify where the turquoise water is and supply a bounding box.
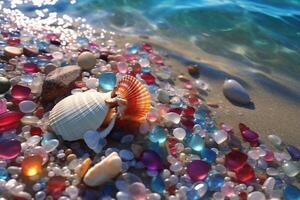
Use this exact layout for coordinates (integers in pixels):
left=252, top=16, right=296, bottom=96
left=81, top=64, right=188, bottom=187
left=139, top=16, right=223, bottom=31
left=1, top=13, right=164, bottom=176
left=6, top=0, right=300, bottom=78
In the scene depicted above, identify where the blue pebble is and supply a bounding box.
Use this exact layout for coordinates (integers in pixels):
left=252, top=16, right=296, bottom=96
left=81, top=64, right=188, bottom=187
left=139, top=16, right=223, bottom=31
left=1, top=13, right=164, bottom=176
left=205, top=174, right=224, bottom=191
left=151, top=176, right=165, bottom=194
left=149, top=126, right=167, bottom=144
left=200, top=148, right=217, bottom=163
left=0, top=167, right=8, bottom=180
left=187, top=189, right=200, bottom=200
left=286, top=145, right=300, bottom=161
left=41, top=132, right=57, bottom=146
left=76, top=37, right=89, bottom=45
left=127, top=43, right=140, bottom=54
left=37, top=41, right=48, bottom=51
left=98, top=72, right=117, bottom=91
left=284, top=184, right=300, bottom=200
left=141, top=66, right=151, bottom=73
left=148, top=84, right=158, bottom=94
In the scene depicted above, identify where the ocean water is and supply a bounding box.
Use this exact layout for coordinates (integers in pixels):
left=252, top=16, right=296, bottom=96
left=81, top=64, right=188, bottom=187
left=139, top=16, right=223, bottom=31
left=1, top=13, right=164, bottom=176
left=3, top=0, right=300, bottom=79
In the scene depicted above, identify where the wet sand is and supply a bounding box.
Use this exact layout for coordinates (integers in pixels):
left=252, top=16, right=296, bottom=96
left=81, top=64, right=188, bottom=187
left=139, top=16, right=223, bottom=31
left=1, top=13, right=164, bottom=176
left=116, top=34, right=300, bottom=147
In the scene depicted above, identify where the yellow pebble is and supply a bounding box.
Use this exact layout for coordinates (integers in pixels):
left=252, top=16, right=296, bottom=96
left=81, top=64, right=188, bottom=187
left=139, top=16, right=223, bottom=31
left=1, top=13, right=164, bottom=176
left=75, top=158, right=91, bottom=178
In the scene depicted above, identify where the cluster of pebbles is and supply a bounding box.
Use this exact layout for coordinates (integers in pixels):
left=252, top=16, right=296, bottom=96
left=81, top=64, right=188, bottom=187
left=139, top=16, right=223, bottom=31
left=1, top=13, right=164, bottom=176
left=0, top=6, right=299, bottom=200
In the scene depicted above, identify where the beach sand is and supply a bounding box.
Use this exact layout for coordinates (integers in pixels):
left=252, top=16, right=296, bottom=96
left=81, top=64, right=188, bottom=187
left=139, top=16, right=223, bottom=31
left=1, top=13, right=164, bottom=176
left=116, top=34, right=300, bottom=147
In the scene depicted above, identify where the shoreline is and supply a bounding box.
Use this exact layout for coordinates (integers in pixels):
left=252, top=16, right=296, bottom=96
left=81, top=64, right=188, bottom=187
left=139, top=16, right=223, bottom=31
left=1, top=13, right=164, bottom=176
left=114, top=34, right=300, bottom=146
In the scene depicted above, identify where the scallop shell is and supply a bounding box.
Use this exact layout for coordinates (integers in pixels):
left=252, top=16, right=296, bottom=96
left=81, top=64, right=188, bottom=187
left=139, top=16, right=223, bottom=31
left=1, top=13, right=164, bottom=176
left=115, top=75, right=151, bottom=122
left=49, top=91, right=111, bottom=141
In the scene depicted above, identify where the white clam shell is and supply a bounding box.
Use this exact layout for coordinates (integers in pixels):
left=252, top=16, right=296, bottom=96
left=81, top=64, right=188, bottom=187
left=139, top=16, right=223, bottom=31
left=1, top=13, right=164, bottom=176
left=49, top=90, right=111, bottom=141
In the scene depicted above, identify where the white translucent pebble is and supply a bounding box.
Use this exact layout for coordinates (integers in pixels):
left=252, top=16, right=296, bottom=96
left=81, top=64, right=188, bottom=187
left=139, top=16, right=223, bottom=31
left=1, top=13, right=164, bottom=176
left=161, top=169, right=171, bottom=179
left=248, top=150, right=260, bottom=160
left=247, top=191, right=266, bottom=200
left=266, top=167, right=279, bottom=176
left=85, top=77, right=98, bottom=89
left=65, top=185, right=79, bottom=199
left=194, top=182, right=208, bottom=197
left=194, top=79, right=209, bottom=91
left=164, top=112, right=181, bottom=124
left=42, top=139, right=59, bottom=153
left=19, top=100, right=37, bottom=113
left=213, top=192, right=225, bottom=200
left=12, top=184, right=25, bottom=193
left=267, top=134, right=282, bottom=146
left=282, top=160, right=300, bottom=177
left=262, top=177, right=275, bottom=194
left=168, top=195, right=179, bottom=200
left=26, top=135, right=41, bottom=146
left=5, top=179, right=17, bottom=190
left=212, top=130, right=228, bottom=144
left=147, top=193, right=161, bottom=200
left=170, top=162, right=183, bottom=172
left=119, top=150, right=134, bottom=161
left=58, top=196, right=70, bottom=200
left=21, top=115, right=39, bottom=125
left=173, top=128, right=186, bottom=140
left=117, top=191, right=130, bottom=200
left=169, top=175, right=179, bottom=185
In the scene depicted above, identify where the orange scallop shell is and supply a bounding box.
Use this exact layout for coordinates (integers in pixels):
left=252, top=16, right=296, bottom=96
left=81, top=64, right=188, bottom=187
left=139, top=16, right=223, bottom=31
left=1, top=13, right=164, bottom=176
left=115, top=75, right=151, bottom=122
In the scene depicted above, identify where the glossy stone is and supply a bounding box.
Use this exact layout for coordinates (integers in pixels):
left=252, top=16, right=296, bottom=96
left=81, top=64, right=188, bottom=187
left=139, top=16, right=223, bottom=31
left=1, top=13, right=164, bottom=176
left=77, top=51, right=96, bottom=70
left=117, top=62, right=128, bottom=74
left=23, top=63, right=39, bottom=74
left=200, top=148, right=217, bottom=163
left=151, top=176, right=165, bottom=194
left=173, top=128, right=186, bottom=141
left=149, top=126, right=167, bottom=144
left=11, top=85, right=31, bottom=100
left=0, top=111, right=23, bottom=131
left=98, top=72, right=117, bottom=91
left=282, top=160, right=300, bottom=177
left=205, top=174, right=224, bottom=191
left=187, top=160, right=210, bottom=181
left=19, top=100, right=37, bottom=113
left=284, top=184, right=300, bottom=200
left=0, top=167, right=8, bottom=180
left=225, top=150, right=248, bottom=172
left=235, top=163, right=254, bottom=183
left=141, top=73, right=155, bottom=85
left=223, top=79, right=250, bottom=104
left=212, top=130, right=228, bottom=144
left=187, top=134, right=204, bottom=152
left=0, top=139, right=21, bottom=160
left=247, top=191, right=266, bottom=200
left=140, top=150, right=163, bottom=171
left=0, top=77, right=11, bottom=94
left=46, top=176, right=66, bottom=199
left=286, top=145, right=300, bottom=161
left=128, top=182, right=147, bottom=200
left=21, top=155, right=43, bottom=176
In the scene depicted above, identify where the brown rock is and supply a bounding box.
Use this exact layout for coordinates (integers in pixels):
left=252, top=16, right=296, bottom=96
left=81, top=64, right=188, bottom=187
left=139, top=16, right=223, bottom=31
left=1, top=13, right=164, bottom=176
left=77, top=51, right=97, bottom=70
left=188, top=65, right=200, bottom=78
left=44, top=63, right=58, bottom=75
left=23, top=46, right=39, bottom=57
left=4, top=46, right=23, bottom=58
left=41, top=65, right=81, bottom=102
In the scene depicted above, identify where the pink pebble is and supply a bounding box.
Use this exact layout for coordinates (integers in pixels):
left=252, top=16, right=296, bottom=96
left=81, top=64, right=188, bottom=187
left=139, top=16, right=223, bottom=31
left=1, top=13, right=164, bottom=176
left=11, top=85, right=31, bottom=100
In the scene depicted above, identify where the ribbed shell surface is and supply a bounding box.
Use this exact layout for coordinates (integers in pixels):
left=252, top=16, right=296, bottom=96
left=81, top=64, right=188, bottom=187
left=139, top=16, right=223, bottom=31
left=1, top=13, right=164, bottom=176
left=49, top=91, right=111, bottom=141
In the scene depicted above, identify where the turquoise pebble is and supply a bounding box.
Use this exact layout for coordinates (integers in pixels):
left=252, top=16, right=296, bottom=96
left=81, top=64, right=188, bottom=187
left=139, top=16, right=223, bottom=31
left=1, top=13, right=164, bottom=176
left=0, top=167, right=8, bottom=180
left=284, top=184, right=300, bottom=200
left=205, top=174, right=224, bottom=191
left=98, top=72, right=117, bottom=91
left=187, top=134, right=204, bottom=152
left=149, top=126, right=167, bottom=144
left=151, top=176, right=165, bottom=194
left=127, top=43, right=140, bottom=54
left=41, top=132, right=56, bottom=146
left=200, top=148, right=217, bottom=163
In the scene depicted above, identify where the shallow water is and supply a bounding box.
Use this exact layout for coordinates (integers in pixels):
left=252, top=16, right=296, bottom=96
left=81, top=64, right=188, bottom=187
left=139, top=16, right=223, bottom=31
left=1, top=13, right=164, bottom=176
left=4, top=0, right=300, bottom=79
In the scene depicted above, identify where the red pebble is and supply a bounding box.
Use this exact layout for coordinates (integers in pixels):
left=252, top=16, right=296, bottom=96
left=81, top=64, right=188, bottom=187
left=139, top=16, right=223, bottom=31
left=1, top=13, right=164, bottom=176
left=235, top=163, right=255, bottom=183
left=0, top=111, right=23, bottom=132
left=23, top=63, right=39, bottom=74
left=182, top=107, right=195, bottom=118
left=47, top=176, right=65, bottom=199
left=30, top=126, right=42, bottom=136
left=7, top=38, right=21, bottom=46
left=168, top=107, right=183, bottom=115
left=142, top=43, right=153, bottom=52
left=239, top=123, right=249, bottom=132
left=225, top=150, right=248, bottom=172
left=181, top=118, right=194, bottom=130
left=141, top=73, right=155, bottom=85
left=34, top=107, right=44, bottom=119
left=132, top=63, right=141, bottom=73
left=11, top=85, right=31, bottom=100
left=0, top=139, right=21, bottom=160
left=188, top=95, right=201, bottom=106
left=167, top=138, right=178, bottom=156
